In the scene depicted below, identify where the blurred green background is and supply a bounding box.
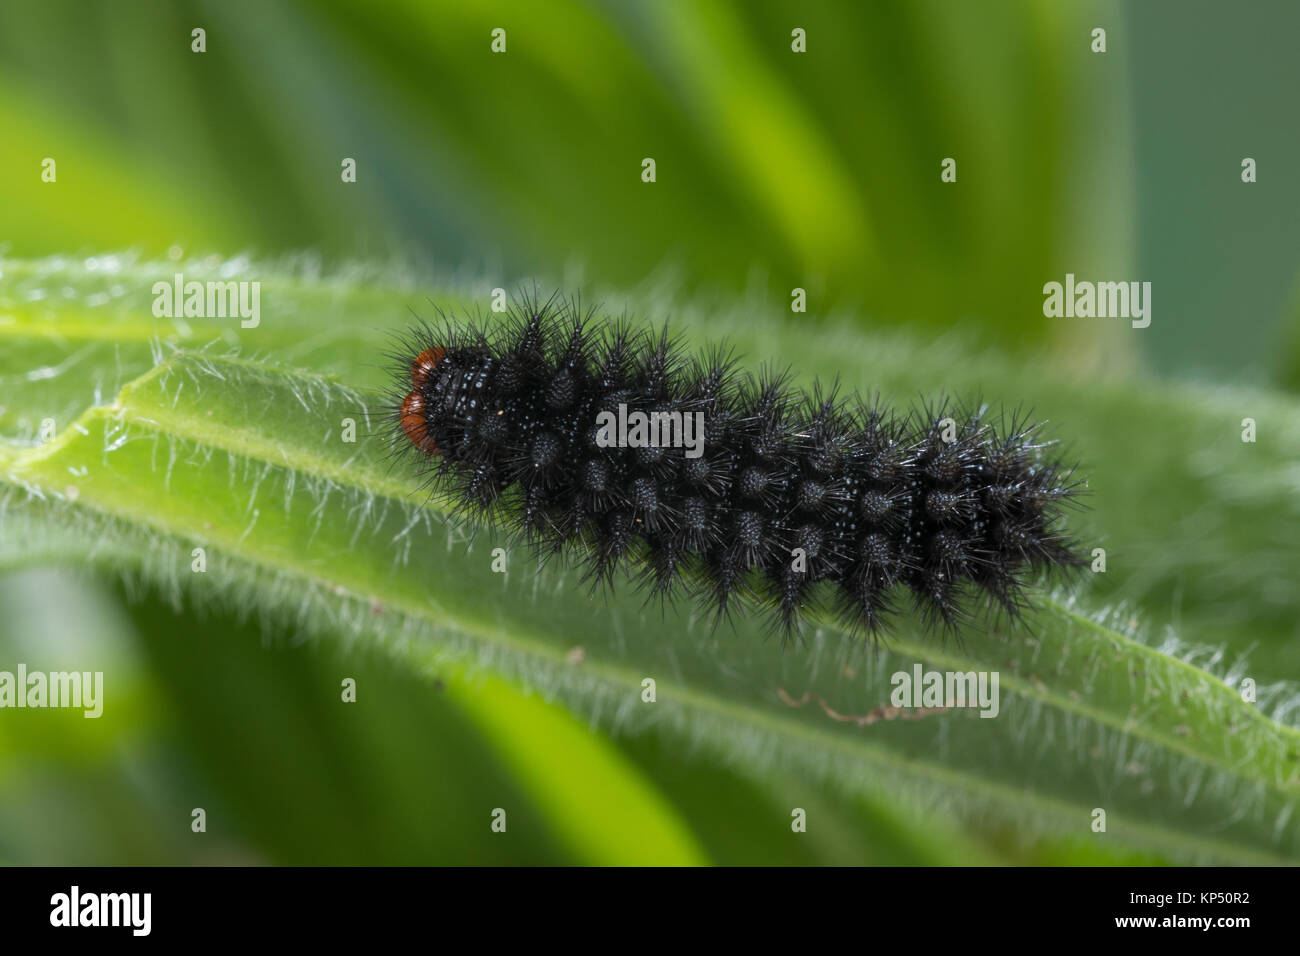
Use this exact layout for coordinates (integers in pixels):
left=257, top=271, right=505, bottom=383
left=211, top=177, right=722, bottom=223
left=2, top=0, right=1299, bottom=865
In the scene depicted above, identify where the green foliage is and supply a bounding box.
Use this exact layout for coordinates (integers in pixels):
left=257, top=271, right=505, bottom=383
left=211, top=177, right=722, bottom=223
left=3, top=255, right=1297, bottom=864
left=0, top=0, right=1130, bottom=355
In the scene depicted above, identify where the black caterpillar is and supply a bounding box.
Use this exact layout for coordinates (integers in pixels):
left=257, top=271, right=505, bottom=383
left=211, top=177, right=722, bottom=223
left=390, top=297, right=1084, bottom=638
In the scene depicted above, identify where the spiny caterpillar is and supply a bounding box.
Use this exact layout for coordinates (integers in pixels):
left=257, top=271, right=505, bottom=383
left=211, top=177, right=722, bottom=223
left=390, top=297, right=1085, bottom=638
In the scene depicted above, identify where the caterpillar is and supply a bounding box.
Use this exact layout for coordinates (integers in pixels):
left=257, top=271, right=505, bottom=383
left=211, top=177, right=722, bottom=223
left=389, top=296, right=1085, bottom=638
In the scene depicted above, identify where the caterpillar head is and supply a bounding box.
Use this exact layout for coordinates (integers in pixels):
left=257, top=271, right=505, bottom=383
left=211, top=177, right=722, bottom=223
left=399, top=345, right=498, bottom=460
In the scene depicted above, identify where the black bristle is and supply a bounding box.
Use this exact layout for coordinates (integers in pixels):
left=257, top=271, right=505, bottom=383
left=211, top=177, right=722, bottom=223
left=388, top=297, right=1086, bottom=640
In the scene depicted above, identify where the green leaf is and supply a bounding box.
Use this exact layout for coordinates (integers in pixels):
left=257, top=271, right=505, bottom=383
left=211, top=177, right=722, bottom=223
left=3, top=254, right=1299, bottom=864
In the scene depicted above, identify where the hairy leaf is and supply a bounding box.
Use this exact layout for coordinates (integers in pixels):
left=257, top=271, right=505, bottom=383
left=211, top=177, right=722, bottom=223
left=2, top=254, right=1298, bottom=864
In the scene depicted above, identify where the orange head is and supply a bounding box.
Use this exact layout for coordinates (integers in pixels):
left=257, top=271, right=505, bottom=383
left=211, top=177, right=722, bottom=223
left=410, top=347, right=446, bottom=389
left=401, top=345, right=446, bottom=456
left=400, top=389, right=440, bottom=456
